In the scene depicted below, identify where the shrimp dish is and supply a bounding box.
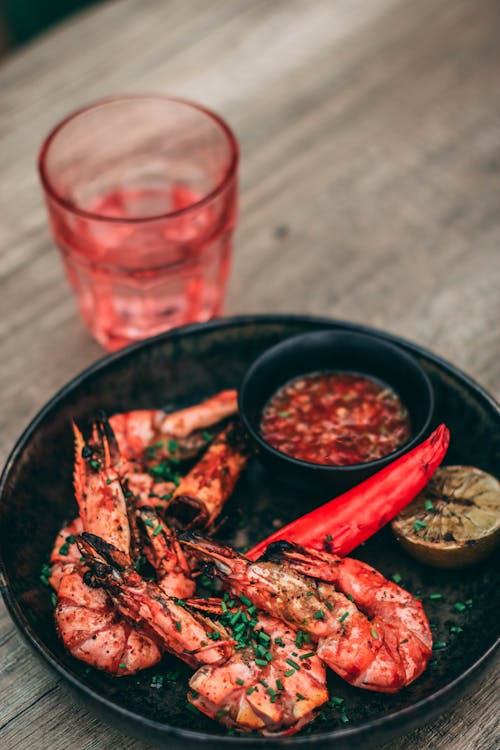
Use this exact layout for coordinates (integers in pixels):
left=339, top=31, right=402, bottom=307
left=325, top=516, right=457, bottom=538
left=44, top=388, right=436, bottom=735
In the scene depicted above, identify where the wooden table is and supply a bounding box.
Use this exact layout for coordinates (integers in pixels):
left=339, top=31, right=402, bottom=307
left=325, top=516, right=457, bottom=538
left=0, top=0, right=499, bottom=748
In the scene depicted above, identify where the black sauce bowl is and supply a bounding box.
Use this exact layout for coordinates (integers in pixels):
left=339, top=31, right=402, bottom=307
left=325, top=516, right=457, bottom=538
left=238, top=330, right=435, bottom=494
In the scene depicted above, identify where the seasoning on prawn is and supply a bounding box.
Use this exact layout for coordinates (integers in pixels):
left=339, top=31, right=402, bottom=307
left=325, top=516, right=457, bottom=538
left=247, top=423, right=450, bottom=560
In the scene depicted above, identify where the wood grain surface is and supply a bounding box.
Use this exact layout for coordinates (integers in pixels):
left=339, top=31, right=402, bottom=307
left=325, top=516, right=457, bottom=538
left=0, top=0, right=499, bottom=748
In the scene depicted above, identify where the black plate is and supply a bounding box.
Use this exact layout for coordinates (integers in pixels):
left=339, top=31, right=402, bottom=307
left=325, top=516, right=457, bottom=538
left=1, top=315, right=499, bottom=750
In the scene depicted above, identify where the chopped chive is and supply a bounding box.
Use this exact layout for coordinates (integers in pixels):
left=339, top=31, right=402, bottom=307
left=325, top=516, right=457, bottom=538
left=433, top=641, right=447, bottom=650
left=236, top=678, right=245, bottom=686
left=284, top=669, right=295, bottom=678
left=330, top=696, right=344, bottom=706
left=90, top=459, right=100, bottom=470
left=275, top=637, right=285, bottom=647
left=413, top=520, right=427, bottom=532
left=429, top=593, right=443, bottom=600
left=278, top=411, right=290, bottom=417
left=296, top=693, right=305, bottom=700
left=450, top=625, right=463, bottom=634
left=400, top=638, right=409, bottom=644
left=346, top=594, right=354, bottom=602
left=340, top=713, right=350, bottom=724
left=230, top=610, right=242, bottom=626
left=391, top=572, right=402, bottom=584
left=259, top=679, right=269, bottom=687
left=286, top=658, right=300, bottom=670
left=165, top=670, right=180, bottom=680
left=264, top=652, right=274, bottom=662
left=152, top=523, right=164, bottom=537
left=239, top=595, right=252, bottom=607
left=371, top=628, right=379, bottom=640
left=167, top=439, right=178, bottom=453
left=255, top=658, right=268, bottom=667
left=50, top=592, right=57, bottom=607
left=429, top=660, right=438, bottom=667
left=246, top=686, right=257, bottom=695
left=465, top=599, right=473, bottom=607
left=454, top=601, right=466, bottom=612
left=58, top=542, right=70, bottom=556
left=216, top=708, right=228, bottom=718
left=143, top=518, right=155, bottom=528
left=119, top=663, right=127, bottom=669
left=276, top=679, right=284, bottom=691
left=424, top=500, right=434, bottom=512
left=221, top=600, right=228, bottom=612
left=313, top=610, right=325, bottom=620
left=105, top=478, right=112, bottom=485
left=339, top=612, right=349, bottom=623
left=325, top=534, right=333, bottom=541
left=299, top=652, right=315, bottom=660
left=40, top=562, right=52, bottom=586
left=258, top=631, right=271, bottom=643
left=202, top=430, right=212, bottom=442
left=175, top=621, right=182, bottom=632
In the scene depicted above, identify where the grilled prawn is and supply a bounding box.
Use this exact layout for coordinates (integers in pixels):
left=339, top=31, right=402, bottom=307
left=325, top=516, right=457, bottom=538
left=109, top=389, right=238, bottom=464
left=181, top=535, right=432, bottom=693
left=78, top=533, right=328, bottom=736
left=166, top=419, right=251, bottom=530
left=52, top=420, right=163, bottom=675
left=186, top=600, right=328, bottom=736
left=267, top=541, right=432, bottom=688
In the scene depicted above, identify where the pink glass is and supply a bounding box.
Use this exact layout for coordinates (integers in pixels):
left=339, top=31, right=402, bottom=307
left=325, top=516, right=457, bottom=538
left=38, top=96, right=239, bottom=350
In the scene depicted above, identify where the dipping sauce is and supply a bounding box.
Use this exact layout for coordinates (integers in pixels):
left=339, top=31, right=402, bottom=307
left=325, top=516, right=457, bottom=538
left=260, top=372, right=411, bottom=466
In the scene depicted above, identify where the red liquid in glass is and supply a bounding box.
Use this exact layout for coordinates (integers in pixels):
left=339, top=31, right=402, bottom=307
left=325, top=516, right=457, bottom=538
left=50, top=185, right=234, bottom=350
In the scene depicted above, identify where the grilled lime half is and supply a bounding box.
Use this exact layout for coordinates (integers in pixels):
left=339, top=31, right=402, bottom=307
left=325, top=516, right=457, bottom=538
left=391, top=466, right=500, bottom=569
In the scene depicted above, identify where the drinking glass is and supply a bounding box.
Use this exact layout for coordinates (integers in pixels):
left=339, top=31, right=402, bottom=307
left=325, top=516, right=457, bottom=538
left=38, top=96, right=239, bottom=350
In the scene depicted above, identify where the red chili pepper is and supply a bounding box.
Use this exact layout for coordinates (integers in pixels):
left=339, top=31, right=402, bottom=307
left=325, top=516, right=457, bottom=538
left=246, top=424, right=450, bottom=561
